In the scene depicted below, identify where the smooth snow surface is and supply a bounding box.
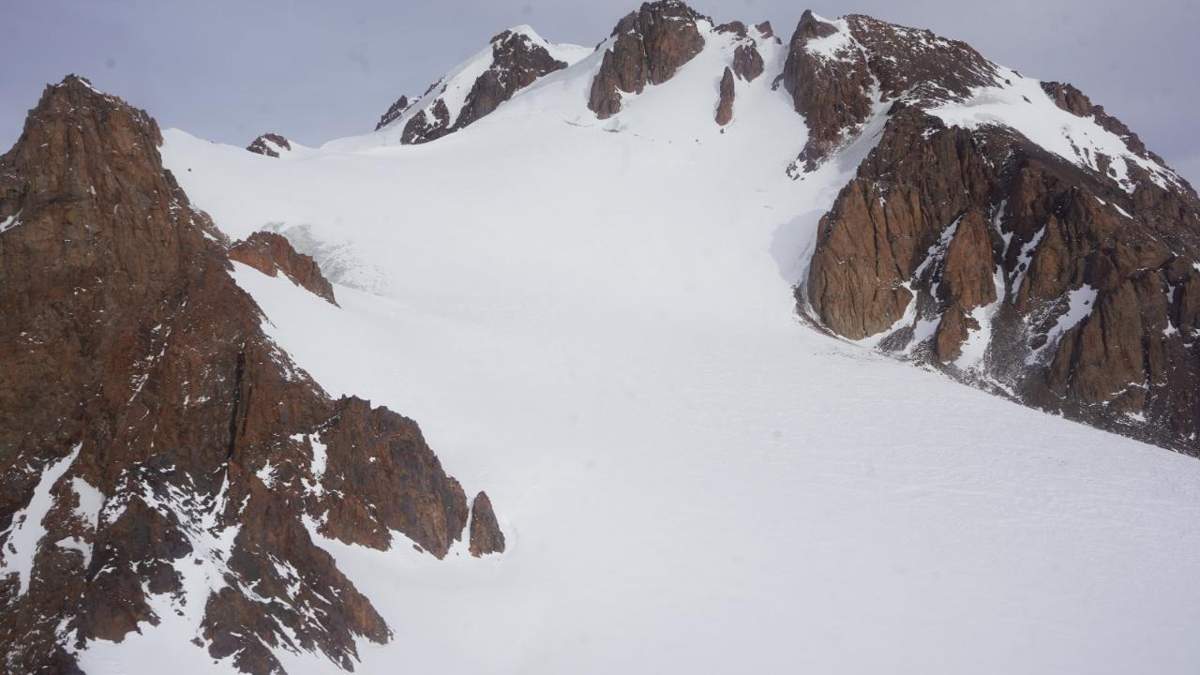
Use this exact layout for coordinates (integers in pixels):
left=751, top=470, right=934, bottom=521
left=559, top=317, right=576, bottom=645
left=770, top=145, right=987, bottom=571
left=135, top=24, right=1200, bottom=675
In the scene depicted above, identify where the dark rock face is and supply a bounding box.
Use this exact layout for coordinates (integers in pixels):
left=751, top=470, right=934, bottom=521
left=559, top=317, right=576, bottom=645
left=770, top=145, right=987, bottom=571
left=246, top=132, right=291, bottom=158
left=468, top=492, right=505, bottom=557
left=781, top=11, right=873, bottom=171
left=717, top=20, right=764, bottom=83
left=401, top=29, right=568, bottom=145
left=375, top=95, right=410, bottom=131
left=732, top=42, right=764, bottom=82
left=715, top=20, right=747, bottom=36
left=715, top=67, right=735, bottom=126
left=782, top=11, right=999, bottom=172
left=588, top=0, right=707, bottom=118
left=0, top=76, right=490, bottom=673
left=317, top=397, right=469, bottom=557
left=847, top=14, right=998, bottom=103
left=230, top=231, right=338, bottom=305
left=403, top=98, right=452, bottom=145
left=802, top=87, right=1200, bottom=452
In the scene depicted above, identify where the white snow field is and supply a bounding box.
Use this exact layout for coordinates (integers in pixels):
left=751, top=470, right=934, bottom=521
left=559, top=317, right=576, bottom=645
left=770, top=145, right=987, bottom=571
left=81, top=22, right=1200, bottom=675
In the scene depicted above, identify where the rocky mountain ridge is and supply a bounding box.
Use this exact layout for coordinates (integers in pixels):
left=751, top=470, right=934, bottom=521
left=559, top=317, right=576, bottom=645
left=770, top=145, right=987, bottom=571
left=378, top=26, right=581, bottom=145
left=3, top=1, right=1200, bottom=673
left=787, top=13, right=1200, bottom=452
left=0, top=75, right=502, bottom=674
left=369, top=0, right=1200, bottom=452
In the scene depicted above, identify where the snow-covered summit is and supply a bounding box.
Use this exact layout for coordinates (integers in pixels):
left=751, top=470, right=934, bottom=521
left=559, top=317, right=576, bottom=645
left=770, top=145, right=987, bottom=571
left=371, top=24, right=589, bottom=145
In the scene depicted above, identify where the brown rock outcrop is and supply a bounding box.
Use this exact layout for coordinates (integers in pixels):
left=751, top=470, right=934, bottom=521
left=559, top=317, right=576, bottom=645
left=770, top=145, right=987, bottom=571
left=401, top=29, right=568, bottom=145
left=0, top=75, right=491, bottom=673
left=246, top=132, right=291, bottom=157
left=715, top=67, right=735, bottom=126
left=715, top=21, right=764, bottom=84
left=781, top=11, right=873, bottom=171
left=230, top=231, right=338, bottom=305
left=588, top=0, right=707, bottom=118
left=732, top=42, right=764, bottom=82
left=783, top=11, right=999, bottom=172
left=801, top=69, right=1200, bottom=452
left=468, top=492, right=506, bottom=557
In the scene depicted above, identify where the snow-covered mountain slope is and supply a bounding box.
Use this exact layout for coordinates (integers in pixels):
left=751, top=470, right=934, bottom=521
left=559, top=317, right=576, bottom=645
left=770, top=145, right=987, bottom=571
left=370, top=25, right=591, bottom=145
left=143, top=9, right=1200, bottom=675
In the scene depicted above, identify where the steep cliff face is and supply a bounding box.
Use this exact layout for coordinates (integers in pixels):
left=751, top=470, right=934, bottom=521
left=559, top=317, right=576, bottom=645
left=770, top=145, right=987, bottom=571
left=792, top=13, right=1200, bottom=452
left=781, top=12, right=999, bottom=173
left=0, top=76, right=495, bottom=674
left=587, top=0, right=708, bottom=118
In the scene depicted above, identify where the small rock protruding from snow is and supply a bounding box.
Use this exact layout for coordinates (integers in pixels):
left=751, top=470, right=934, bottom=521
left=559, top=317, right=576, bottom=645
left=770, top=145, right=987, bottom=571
left=468, top=491, right=506, bottom=557
left=246, top=132, right=292, bottom=158
left=715, top=67, right=736, bottom=126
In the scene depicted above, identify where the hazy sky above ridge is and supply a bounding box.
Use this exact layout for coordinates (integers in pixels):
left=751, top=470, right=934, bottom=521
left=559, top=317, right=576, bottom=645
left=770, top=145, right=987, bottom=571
left=3, top=0, right=1197, bottom=184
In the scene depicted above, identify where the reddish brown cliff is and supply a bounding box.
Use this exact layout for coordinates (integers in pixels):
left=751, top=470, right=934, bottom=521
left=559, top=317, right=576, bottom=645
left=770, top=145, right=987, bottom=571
left=230, top=231, right=338, bottom=305
left=0, top=75, right=490, bottom=674
left=588, top=0, right=707, bottom=118
left=802, top=88, right=1200, bottom=452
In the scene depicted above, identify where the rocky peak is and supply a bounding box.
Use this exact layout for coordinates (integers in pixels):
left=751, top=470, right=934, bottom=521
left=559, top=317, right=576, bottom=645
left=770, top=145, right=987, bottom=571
left=229, top=231, right=339, bottom=305
left=781, top=12, right=873, bottom=171
left=587, top=0, right=708, bottom=118
left=782, top=11, right=1002, bottom=172
left=792, top=14, right=1200, bottom=451
left=245, top=132, right=292, bottom=157
left=845, top=14, right=998, bottom=103
left=396, top=26, right=569, bottom=144
left=0, top=76, right=495, bottom=673
left=468, top=491, right=506, bottom=557
left=794, top=9, right=837, bottom=40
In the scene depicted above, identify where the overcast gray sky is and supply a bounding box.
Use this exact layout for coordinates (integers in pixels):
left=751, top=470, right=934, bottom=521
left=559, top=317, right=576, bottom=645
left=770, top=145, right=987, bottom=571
left=3, top=0, right=1196, bottom=185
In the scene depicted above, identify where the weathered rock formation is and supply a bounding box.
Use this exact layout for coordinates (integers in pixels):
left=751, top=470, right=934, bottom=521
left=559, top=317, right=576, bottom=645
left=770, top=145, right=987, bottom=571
left=246, top=132, right=291, bottom=158
left=399, top=28, right=568, bottom=144
left=715, top=67, right=735, bottom=126
left=782, top=11, right=998, bottom=172
left=795, top=14, right=1200, bottom=453
left=0, top=75, right=492, bottom=674
left=588, top=0, right=708, bottom=118
left=375, top=94, right=409, bottom=131
left=230, top=231, right=338, bottom=305
left=468, top=491, right=505, bottom=557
